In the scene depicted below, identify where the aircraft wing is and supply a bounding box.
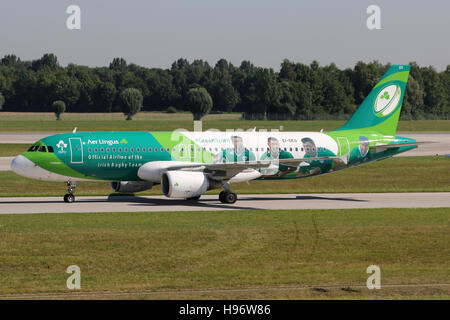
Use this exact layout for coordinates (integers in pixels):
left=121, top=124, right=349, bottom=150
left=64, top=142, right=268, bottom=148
left=164, top=156, right=340, bottom=173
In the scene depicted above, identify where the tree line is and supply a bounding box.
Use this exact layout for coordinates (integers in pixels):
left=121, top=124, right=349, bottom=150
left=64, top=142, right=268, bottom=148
left=0, top=53, right=449, bottom=120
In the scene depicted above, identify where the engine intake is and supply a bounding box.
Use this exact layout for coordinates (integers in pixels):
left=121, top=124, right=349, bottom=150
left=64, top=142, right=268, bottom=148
left=110, top=181, right=154, bottom=193
left=161, top=171, right=209, bottom=198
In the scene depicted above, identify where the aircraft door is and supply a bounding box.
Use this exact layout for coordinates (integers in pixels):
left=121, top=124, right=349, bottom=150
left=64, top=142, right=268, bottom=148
left=69, top=138, right=84, bottom=164
left=337, top=137, right=350, bottom=159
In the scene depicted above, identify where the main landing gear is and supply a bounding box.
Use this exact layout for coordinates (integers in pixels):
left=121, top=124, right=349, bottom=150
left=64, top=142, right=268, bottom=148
left=63, top=181, right=76, bottom=203
left=219, top=182, right=237, bottom=204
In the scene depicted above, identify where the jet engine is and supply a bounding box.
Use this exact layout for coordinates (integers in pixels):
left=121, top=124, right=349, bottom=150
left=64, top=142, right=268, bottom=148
left=110, top=181, right=154, bottom=193
left=161, top=171, right=212, bottom=199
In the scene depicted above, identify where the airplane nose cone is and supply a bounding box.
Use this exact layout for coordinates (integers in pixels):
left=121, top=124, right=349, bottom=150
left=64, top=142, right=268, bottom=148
left=11, top=155, right=36, bottom=177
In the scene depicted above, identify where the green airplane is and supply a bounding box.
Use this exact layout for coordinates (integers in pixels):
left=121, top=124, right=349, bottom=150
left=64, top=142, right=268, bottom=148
left=11, top=64, right=426, bottom=204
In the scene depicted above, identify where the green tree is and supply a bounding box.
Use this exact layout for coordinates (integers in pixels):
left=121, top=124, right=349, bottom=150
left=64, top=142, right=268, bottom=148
left=52, top=100, right=66, bottom=120
left=52, top=73, right=81, bottom=108
left=187, top=87, right=213, bottom=120
left=32, top=53, right=59, bottom=72
left=120, top=88, right=143, bottom=120
left=109, top=57, right=127, bottom=71
left=0, top=92, right=4, bottom=110
left=403, top=76, right=424, bottom=119
left=294, top=82, right=314, bottom=120
left=321, top=77, right=351, bottom=115
left=93, top=82, right=116, bottom=112
left=1, top=54, right=21, bottom=67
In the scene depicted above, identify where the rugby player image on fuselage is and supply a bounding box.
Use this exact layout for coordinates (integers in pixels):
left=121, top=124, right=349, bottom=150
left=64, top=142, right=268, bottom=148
left=296, top=137, right=341, bottom=177
left=260, top=137, right=295, bottom=177
left=349, top=136, right=370, bottom=165
left=296, top=137, right=321, bottom=177
left=219, top=135, right=256, bottom=163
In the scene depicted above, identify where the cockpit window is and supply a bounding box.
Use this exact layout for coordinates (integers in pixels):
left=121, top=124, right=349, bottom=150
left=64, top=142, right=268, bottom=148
left=27, top=146, right=39, bottom=152
left=38, top=146, right=47, bottom=152
left=47, top=146, right=54, bottom=153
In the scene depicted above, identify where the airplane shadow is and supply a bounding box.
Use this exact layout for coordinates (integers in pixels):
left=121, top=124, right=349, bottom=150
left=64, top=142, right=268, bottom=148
left=106, top=195, right=260, bottom=210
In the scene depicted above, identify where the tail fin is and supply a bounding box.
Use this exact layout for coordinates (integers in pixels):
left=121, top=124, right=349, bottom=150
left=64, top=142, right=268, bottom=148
left=335, top=64, right=410, bottom=136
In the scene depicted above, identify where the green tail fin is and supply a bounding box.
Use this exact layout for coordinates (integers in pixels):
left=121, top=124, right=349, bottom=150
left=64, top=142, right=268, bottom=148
left=335, top=64, right=410, bottom=136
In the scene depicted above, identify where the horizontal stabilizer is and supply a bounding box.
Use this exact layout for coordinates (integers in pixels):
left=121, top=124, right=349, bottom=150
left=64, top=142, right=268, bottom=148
left=370, top=141, right=433, bottom=152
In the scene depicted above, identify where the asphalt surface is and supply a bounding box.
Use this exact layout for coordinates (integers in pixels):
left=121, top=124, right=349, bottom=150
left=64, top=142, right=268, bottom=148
left=0, top=193, right=449, bottom=214
left=393, top=132, right=450, bottom=157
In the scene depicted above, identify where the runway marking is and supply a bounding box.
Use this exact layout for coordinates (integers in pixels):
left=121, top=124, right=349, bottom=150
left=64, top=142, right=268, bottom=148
left=1, top=283, right=449, bottom=299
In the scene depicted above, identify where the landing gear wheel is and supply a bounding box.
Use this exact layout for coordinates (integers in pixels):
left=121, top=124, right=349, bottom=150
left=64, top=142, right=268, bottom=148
left=64, top=181, right=77, bottom=203
left=64, top=194, right=75, bottom=203
left=219, top=191, right=237, bottom=204
left=219, top=191, right=226, bottom=203
left=187, top=196, right=201, bottom=201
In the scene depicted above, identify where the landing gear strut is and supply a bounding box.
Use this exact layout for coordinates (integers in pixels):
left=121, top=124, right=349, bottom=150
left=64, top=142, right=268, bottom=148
left=64, top=181, right=76, bottom=203
left=219, top=182, right=237, bottom=204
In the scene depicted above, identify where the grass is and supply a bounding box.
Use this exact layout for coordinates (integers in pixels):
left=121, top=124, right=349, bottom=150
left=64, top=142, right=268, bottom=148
left=0, top=208, right=448, bottom=299
left=0, top=112, right=449, bottom=132
left=0, top=144, right=28, bottom=157
left=0, top=156, right=449, bottom=197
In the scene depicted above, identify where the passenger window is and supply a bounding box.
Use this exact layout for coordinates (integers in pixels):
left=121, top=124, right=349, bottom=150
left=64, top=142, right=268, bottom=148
left=106, top=148, right=110, bottom=152
left=94, top=148, right=98, bottom=153
left=136, top=148, right=140, bottom=152
left=142, top=148, right=146, bottom=152
left=160, top=148, right=164, bottom=152
left=38, top=146, right=47, bottom=152
left=154, top=148, right=158, bottom=152
left=100, top=148, right=104, bottom=152
left=130, top=148, right=134, bottom=152
left=118, top=148, right=122, bottom=152
left=88, top=148, right=92, bottom=153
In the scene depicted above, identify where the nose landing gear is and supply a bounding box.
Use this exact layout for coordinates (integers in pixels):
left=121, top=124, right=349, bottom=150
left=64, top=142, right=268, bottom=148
left=64, top=181, right=76, bottom=203
left=219, top=182, right=237, bottom=204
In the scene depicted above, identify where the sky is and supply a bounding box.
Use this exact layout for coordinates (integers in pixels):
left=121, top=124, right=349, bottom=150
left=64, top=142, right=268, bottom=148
left=0, top=0, right=449, bottom=71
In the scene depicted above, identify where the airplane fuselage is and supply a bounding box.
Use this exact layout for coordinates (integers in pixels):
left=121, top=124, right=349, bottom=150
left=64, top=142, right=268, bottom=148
left=11, top=130, right=416, bottom=183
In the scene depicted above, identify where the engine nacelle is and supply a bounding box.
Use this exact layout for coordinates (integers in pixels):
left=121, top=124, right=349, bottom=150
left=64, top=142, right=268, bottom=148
left=110, top=181, right=154, bottom=193
left=161, top=171, right=209, bottom=198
